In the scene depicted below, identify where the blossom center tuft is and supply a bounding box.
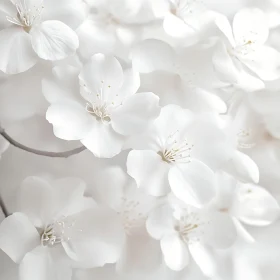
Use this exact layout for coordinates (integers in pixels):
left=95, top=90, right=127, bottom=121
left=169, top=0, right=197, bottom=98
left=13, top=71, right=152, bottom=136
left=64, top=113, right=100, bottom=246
left=159, top=131, right=193, bottom=163
left=6, top=0, right=44, bottom=32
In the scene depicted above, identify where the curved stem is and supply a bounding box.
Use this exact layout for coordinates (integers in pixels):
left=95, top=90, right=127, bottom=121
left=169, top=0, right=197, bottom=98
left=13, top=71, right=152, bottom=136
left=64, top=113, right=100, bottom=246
left=0, top=126, right=86, bottom=158
left=0, top=194, right=9, bottom=218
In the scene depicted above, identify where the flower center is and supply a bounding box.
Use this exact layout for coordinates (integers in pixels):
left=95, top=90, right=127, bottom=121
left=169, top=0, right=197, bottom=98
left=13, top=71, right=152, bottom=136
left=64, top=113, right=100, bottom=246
left=41, top=217, right=77, bottom=247
left=6, top=0, right=44, bottom=32
left=237, top=128, right=256, bottom=149
left=118, top=197, right=146, bottom=235
left=159, top=131, right=193, bottom=163
left=86, top=102, right=111, bottom=123
left=174, top=212, right=202, bottom=243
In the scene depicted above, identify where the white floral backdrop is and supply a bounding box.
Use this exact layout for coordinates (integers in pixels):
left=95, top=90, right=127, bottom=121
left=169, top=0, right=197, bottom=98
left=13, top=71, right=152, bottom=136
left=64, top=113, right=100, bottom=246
left=0, top=0, right=280, bottom=280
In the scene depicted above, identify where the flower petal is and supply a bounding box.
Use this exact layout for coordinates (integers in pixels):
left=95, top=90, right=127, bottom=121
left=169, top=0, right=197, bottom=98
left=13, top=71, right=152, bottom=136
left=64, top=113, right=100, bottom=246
left=160, top=234, right=189, bottom=271
left=241, top=46, right=280, bottom=81
left=79, top=53, right=123, bottom=103
left=233, top=8, right=269, bottom=46
left=232, top=184, right=280, bottom=226
left=19, top=246, right=72, bottom=280
left=163, top=13, right=195, bottom=38
left=225, top=151, right=259, bottom=184
left=30, top=20, right=79, bottom=61
left=0, top=213, right=40, bottom=263
left=81, top=122, right=125, bottom=158
left=146, top=204, right=176, bottom=240
left=42, top=0, right=86, bottom=29
left=131, top=39, right=175, bottom=73
left=215, top=13, right=235, bottom=47
left=63, top=207, right=125, bottom=268
left=46, top=101, right=93, bottom=141
left=203, top=211, right=237, bottom=249
left=127, top=150, right=171, bottom=196
left=111, top=92, right=160, bottom=136
left=0, top=27, right=37, bottom=74
left=18, top=177, right=55, bottom=228
left=168, top=160, right=216, bottom=208
left=188, top=243, right=216, bottom=277
left=212, top=40, right=238, bottom=84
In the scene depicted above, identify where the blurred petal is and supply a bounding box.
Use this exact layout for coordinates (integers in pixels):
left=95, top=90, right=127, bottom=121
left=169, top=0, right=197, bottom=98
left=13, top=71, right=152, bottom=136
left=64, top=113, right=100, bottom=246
left=225, top=151, right=259, bottom=184
left=20, top=246, right=71, bottom=280
left=161, top=234, right=189, bottom=271
left=0, top=213, right=39, bottom=263
left=232, top=184, right=280, bottom=226
left=131, top=39, right=175, bottom=73
left=233, top=8, right=269, bottom=46
left=111, top=92, right=160, bottom=136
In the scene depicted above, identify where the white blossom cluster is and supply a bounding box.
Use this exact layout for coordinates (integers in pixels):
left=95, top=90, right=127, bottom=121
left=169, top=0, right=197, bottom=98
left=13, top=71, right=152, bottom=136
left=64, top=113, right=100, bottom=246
left=0, top=0, right=280, bottom=279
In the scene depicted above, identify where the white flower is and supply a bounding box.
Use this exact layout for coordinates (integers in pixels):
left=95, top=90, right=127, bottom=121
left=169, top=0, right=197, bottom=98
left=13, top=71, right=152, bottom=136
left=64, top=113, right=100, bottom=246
left=0, top=0, right=85, bottom=74
left=222, top=103, right=260, bottom=184
left=213, top=8, right=280, bottom=91
left=45, top=54, right=160, bottom=158
left=127, top=104, right=231, bottom=206
left=212, top=172, right=280, bottom=242
left=146, top=195, right=237, bottom=274
left=152, top=0, right=211, bottom=39
left=86, top=166, right=162, bottom=274
left=0, top=176, right=124, bottom=280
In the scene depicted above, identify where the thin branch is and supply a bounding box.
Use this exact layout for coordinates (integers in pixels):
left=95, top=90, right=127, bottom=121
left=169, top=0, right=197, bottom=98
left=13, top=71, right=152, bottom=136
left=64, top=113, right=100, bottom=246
left=0, top=126, right=86, bottom=158
left=0, top=194, right=9, bottom=218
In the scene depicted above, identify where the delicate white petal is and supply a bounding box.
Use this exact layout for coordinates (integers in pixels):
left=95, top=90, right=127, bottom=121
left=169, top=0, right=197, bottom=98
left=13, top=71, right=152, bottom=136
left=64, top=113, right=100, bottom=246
left=81, top=122, right=125, bottom=158
left=232, top=184, right=280, bottom=226
left=203, top=211, right=237, bottom=249
left=0, top=27, right=37, bottom=74
left=42, top=0, right=86, bottom=29
left=225, top=151, right=259, bottom=184
left=146, top=205, right=176, bottom=240
left=169, top=160, right=216, bottom=208
left=30, top=20, right=79, bottom=61
left=241, top=46, right=280, bottom=81
left=131, top=39, right=175, bottom=73
left=19, top=246, right=72, bottom=280
left=163, top=13, right=195, bottom=38
left=233, top=8, right=269, bottom=46
left=188, top=243, right=216, bottom=277
left=235, top=67, right=265, bottom=92
left=127, top=150, right=171, bottom=196
left=63, top=207, right=125, bottom=268
left=46, top=101, right=93, bottom=141
left=161, top=234, right=189, bottom=271
left=79, top=54, right=123, bottom=102
left=194, top=88, right=227, bottom=114
left=215, top=13, right=235, bottom=47
left=0, top=213, right=39, bottom=263
left=212, top=41, right=238, bottom=84
left=115, top=68, right=140, bottom=99
left=232, top=217, right=255, bottom=243
left=116, top=234, right=162, bottom=273
left=42, top=65, right=81, bottom=104
left=18, top=177, right=55, bottom=228
left=111, top=92, right=160, bottom=136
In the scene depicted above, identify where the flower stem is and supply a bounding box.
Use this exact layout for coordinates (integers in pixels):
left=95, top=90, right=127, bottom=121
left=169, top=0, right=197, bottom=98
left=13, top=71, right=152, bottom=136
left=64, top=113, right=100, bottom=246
left=0, top=126, right=86, bottom=158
